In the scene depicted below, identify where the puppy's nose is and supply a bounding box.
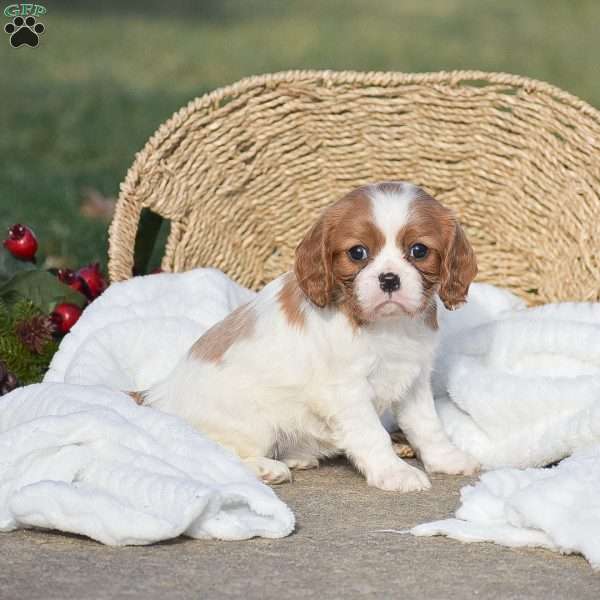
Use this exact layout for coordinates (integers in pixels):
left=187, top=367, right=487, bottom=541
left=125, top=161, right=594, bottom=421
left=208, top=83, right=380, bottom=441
left=379, top=272, right=401, bottom=293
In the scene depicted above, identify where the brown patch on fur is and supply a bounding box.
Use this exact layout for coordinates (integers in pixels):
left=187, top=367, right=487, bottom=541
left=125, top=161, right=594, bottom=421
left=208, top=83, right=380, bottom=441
left=128, top=391, right=145, bottom=405
left=190, top=303, right=256, bottom=364
left=399, top=190, right=477, bottom=313
left=294, top=187, right=385, bottom=326
left=278, top=273, right=306, bottom=329
left=440, top=223, right=478, bottom=310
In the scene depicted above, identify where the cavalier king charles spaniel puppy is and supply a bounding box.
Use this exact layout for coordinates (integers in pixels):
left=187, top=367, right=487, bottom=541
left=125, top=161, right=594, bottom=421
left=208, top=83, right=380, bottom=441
left=145, top=181, right=479, bottom=492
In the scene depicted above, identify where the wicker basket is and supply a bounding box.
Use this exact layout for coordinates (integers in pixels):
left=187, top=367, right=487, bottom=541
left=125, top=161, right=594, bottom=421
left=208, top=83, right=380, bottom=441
left=108, top=70, right=600, bottom=304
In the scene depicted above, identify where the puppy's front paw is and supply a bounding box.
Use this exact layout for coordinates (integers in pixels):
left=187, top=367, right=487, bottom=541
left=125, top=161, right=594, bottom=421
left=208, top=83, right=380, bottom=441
left=423, top=447, right=480, bottom=476
left=367, top=462, right=431, bottom=493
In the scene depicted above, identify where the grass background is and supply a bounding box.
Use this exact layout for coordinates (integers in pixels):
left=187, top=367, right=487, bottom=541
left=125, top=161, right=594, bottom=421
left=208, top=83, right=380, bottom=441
left=1, top=0, right=599, bottom=272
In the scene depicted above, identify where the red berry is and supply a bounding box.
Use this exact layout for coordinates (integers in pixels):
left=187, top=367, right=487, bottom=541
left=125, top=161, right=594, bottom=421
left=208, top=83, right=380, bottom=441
left=51, top=303, right=82, bottom=335
left=77, top=263, right=106, bottom=300
left=3, top=224, right=38, bottom=261
left=57, top=268, right=87, bottom=295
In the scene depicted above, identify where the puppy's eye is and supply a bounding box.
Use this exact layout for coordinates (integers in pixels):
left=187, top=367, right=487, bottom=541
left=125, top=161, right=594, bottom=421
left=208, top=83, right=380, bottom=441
left=348, top=245, right=369, bottom=261
left=409, top=243, right=429, bottom=260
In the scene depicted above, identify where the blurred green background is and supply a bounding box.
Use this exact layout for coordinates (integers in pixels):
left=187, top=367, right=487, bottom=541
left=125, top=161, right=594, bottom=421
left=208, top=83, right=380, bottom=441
left=1, top=0, right=599, bottom=274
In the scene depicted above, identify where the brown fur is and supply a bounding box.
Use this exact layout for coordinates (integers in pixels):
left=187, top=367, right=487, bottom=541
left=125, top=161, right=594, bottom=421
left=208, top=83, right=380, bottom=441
left=278, top=272, right=306, bottom=329
left=190, top=303, right=256, bottom=364
left=128, top=391, right=145, bottom=405
left=400, top=190, right=477, bottom=314
left=294, top=187, right=385, bottom=326
left=439, top=223, right=478, bottom=310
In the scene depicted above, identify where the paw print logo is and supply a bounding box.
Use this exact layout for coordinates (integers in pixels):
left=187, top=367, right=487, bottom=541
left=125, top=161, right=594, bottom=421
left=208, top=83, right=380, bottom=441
left=4, top=16, right=45, bottom=48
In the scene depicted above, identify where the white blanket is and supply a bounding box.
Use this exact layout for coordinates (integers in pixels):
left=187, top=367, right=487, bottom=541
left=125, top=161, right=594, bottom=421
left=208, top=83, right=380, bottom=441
left=3, top=267, right=600, bottom=562
left=414, top=284, right=600, bottom=568
left=412, top=445, right=600, bottom=568
left=434, top=288, right=600, bottom=469
left=1, top=269, right=294, bottom=546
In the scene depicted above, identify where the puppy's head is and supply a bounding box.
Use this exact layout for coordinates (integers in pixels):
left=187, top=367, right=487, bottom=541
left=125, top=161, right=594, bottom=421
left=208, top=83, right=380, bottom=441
left=294, top=181, right=477, bottom=324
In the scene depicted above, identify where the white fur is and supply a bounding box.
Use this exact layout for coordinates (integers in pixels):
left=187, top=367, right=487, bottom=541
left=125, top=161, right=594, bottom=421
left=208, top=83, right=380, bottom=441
left=146, top=184, right=478, bottom=491
left=356, top=185, right=424, bottom=318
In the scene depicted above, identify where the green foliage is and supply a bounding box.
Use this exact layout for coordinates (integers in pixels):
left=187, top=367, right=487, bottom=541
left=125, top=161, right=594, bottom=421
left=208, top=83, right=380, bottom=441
left=0, top=299, right=59, bottom=385
left=0, top=269, right=88, bottom=313
left=0, top=251, right=37, bottom=286
left=2, top=1, right=600, bottom=274
left=0, top=268, right=86, bottom=387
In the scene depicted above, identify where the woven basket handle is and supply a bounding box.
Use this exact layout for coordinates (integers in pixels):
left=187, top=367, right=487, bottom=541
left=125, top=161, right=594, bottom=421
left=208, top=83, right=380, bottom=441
left=108, top=193, right=144, bottom=283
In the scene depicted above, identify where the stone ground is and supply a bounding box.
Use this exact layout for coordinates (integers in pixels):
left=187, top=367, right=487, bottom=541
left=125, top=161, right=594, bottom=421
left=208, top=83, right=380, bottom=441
left=2, top=458, right=598, bottom=600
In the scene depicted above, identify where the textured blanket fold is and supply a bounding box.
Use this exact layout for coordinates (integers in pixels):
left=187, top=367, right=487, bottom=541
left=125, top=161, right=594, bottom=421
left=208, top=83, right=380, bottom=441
left=1, top=269, right=293, bottom=545
left=414, top=284, right=600, bottom=568
left=412, top=444, right=600, bottom=568
left=434, top=290, right=600, bottom=469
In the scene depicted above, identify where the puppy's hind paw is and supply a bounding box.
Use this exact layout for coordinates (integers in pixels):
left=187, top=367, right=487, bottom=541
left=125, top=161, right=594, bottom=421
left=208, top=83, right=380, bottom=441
left=423, top=447, right=480, bottom=476
left=367, top=462, right=431, bottom=493
left=283, top=456, right=319, bottom=470
left=243, top=457, right=292, bottom=485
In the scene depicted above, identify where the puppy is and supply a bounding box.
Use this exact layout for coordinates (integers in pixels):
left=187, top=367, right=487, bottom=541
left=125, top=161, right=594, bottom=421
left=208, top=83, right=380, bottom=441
left=144, top=182, right=479, bottom=492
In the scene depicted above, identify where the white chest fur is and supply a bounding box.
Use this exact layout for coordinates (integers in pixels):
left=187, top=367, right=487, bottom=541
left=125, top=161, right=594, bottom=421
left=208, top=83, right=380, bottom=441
left=360, top=319, right=437, bottom=413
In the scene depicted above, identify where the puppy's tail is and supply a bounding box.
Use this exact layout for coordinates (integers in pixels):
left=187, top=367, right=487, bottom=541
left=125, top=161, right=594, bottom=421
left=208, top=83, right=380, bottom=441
left=126, top=390, right=146, bottom=405
left=128, top=364, right=183, bottom=410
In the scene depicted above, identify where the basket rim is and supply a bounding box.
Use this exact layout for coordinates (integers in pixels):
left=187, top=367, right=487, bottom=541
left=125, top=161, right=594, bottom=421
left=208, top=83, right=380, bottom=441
left=117, top=67, right=600, bottom=194
left=109, top=69, right=600, bottom=282
left=194, top=68, right=600, bottom=119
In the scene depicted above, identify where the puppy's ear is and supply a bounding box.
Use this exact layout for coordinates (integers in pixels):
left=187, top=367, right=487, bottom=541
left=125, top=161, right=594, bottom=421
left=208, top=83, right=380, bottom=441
left=294, top=216, right=333, bottom=307
left=439, top=218, right=477, bottom=310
